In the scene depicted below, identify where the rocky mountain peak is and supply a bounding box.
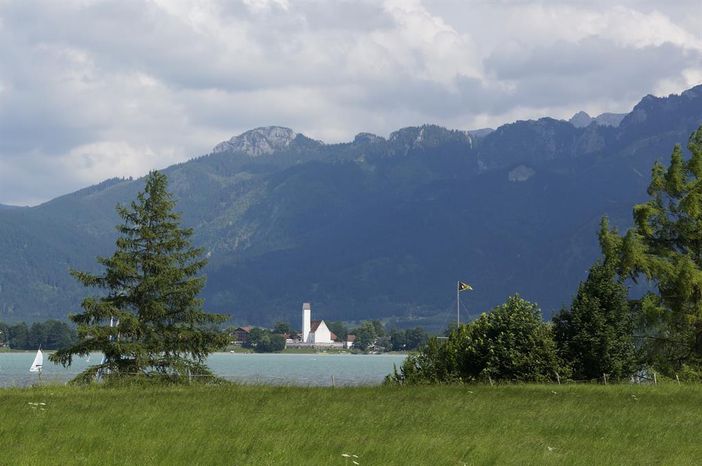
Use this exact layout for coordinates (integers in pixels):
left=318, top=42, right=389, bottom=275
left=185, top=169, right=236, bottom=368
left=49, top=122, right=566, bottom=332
left=569, top=111, right=593, bottom=128
left=212, top=126, right=298, bottom=156
left=353, top=132, right=385, bottom=144
left=569, top=110, right=625, bottom=128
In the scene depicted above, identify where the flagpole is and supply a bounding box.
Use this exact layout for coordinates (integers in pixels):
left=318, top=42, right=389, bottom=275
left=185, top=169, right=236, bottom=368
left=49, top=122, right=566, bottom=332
left=456, top=281, right=460, bottom=326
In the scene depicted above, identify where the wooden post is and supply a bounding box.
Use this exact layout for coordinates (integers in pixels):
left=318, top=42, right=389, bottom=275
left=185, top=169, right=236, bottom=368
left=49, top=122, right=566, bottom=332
left=331, top=375, right=336, bottom=387
left=653, top=372, right=657, bottom=384
left=603, top=373, right=607, bottom=385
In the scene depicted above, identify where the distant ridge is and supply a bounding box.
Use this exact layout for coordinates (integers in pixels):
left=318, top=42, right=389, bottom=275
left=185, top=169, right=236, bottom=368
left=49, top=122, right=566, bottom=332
left=1, top=84, right=701, bottom=327
left=569, top=111, right=626, bottom=128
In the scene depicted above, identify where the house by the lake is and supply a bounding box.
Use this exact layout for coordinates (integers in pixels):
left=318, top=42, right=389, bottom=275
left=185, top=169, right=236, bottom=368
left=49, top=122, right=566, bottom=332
left=232, top=326, right=253, bottom=344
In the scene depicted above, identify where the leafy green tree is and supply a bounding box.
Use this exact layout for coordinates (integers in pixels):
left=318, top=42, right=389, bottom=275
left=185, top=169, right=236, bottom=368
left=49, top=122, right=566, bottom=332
left=272, top=321, right=294, bottom=336
left=371, top=320, right=386, bottom=337
left=600, top=126, right=702, bottom=373
left=375, top=335, right=392, bottom=351
left=390, top=327, right=428, bottom=351
left=44, top=320, right=77, bottom=349
left=260, top=334, right=286, bottom=352
left=244, top=328, right=285, bottom=352
left=351, top=321, right=378, bottom=351
left=241, top=328, right=262, bottom=349
left=390, top=330, right=407, bottom=350
left=326, top=321, right=348, bottom=341
left=50, top=171, right=227, bottom=382
left=405, top=327, right=429, bottom=350
left=0, top=321, right=76, bottom=350
left=389, top=295, right=563, bottom=384
left=8, top=323, right=29, bottom=349
left=553, top=261, right=637, bottom=380
left=0, top=322, right=7, bottom=347
left=28, top=322, right=48, bottom=349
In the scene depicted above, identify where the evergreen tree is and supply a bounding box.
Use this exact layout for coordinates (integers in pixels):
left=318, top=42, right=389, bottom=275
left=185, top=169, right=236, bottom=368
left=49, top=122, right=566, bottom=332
left=600, top=126, right=702, bottom=373
left=50, top=171, right=227, bottom=382
left=553, top=260, right=637, bottom=381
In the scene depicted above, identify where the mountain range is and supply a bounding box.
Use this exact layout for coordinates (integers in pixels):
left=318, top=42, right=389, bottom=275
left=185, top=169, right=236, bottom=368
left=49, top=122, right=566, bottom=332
left=2, top=85, right=702, bottom=330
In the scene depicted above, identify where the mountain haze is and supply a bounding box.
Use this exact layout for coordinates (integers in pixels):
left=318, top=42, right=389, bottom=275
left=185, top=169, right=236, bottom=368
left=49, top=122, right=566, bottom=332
left=2, top=86, right=702, bottom=329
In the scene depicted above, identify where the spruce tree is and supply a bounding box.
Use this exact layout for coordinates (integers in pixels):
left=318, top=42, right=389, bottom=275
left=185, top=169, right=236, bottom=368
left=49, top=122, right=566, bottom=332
left=600, top=126, right=702, bottom=373
left=553, top=260, right=637, bottom=381
left=50, top=171, right=227, bottom=382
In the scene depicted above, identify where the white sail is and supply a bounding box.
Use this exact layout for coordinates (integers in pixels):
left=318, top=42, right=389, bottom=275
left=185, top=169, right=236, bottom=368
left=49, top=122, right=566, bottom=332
left=29, top=349, right=43, bottom=373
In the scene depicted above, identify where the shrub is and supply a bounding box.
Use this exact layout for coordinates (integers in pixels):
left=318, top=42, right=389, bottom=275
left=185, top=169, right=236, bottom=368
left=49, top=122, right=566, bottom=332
left=389, top=295, right=564, bottom=384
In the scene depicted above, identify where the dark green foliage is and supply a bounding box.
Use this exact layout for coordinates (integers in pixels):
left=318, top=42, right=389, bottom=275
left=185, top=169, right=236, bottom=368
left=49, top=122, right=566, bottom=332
left=370, top=320, right=386, bottom=337
left=389, top=327, right=429, bottom=351
left=553, top=260, right=637, bottom=381
left=390, top=296, right=563, bottom=384
left=243, top=328, right=286, bottom=353
left=272, top=321, right=295, bottom=337
left=600, top=126, right=702, bottom=374
left=6, top=323, right=28, bottom=349
left=351, top=321, right=379, bottom=351
left=326, top=321, right=348, bottom=341
left=0, top=321, right=72, bottom=349
left=49, top=171, right=227, bottom=382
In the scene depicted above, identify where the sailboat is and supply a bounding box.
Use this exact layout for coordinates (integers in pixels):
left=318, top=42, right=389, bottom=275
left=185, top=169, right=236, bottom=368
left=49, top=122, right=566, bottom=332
left=29, top=348, right=43, bottom=374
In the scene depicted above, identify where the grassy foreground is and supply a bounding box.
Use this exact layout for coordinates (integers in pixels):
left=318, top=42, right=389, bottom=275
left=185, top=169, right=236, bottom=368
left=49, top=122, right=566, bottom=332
left=1, top=384, right=701, bottom=465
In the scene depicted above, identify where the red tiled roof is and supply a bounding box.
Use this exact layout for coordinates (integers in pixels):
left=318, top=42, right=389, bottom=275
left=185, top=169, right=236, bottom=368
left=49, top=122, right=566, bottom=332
left=236, top=326, right=252, bottom=333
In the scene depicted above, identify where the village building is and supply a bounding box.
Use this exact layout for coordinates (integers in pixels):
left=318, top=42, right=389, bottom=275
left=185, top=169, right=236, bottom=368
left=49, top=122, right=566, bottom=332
left=232, top=326, right=252, bottom=344
left=295, top=302, right=354, bottom=348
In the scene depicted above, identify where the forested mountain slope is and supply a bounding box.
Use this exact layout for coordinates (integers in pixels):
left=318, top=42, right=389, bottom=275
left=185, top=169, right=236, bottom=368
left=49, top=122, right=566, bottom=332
left=2, top=85, right=701, bottom=327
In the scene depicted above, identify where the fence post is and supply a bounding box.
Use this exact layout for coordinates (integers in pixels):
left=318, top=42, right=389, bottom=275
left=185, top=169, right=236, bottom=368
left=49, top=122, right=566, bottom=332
left=653, top=372, right=657, bottom=384
left=603, top=373, right=607, bottom=385
left=331, top=375, right=335, bottom=387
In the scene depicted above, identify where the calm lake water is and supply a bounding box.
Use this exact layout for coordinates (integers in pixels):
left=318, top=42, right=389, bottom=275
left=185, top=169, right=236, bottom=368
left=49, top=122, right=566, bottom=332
left=0, top=352, right=407, bottom=387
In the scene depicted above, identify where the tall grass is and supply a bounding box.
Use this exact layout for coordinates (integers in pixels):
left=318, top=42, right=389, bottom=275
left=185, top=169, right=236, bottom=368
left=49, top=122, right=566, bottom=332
left=1, top=384, right=701, bottom=465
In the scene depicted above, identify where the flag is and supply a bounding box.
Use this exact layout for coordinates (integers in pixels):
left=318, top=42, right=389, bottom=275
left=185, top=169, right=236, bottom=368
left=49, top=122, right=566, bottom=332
left=458, top=281, right=473, bottom=292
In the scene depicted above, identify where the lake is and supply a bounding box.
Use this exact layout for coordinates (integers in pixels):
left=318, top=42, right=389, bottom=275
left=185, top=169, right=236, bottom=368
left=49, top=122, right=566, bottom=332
left=0, top=352, right=407, bottom=387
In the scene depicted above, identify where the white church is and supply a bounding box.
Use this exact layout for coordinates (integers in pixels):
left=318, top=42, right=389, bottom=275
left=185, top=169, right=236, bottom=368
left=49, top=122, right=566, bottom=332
left=299, top=302, right=354, bottom=348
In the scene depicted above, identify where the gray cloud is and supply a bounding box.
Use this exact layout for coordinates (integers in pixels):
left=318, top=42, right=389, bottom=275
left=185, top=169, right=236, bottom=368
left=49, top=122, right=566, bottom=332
left=0, top=0, right=701, bottom=204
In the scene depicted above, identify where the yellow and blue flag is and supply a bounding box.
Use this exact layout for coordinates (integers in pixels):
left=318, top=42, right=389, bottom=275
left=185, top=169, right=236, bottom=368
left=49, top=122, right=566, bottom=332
left=458, top=281, right=473, bottom=292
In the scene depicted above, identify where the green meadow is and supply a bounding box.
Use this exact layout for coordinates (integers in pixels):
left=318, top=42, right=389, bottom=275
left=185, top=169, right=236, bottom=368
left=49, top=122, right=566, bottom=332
left=1, top=383, right=701, bottom=465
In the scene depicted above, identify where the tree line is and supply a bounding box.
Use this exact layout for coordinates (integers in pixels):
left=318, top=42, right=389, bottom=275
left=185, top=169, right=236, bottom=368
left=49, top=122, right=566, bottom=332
left=390, top=126, right=702, bottom=384
left=0, top=320, right=76, bottom=350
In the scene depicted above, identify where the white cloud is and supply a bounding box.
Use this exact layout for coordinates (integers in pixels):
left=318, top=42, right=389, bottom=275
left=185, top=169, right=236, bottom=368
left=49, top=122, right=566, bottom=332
left=0, top=0, right=700, bottom=205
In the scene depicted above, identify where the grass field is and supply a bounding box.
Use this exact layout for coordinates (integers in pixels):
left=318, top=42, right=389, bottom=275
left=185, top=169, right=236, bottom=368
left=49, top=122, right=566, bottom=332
left=1, top=383, right=700, bottom=465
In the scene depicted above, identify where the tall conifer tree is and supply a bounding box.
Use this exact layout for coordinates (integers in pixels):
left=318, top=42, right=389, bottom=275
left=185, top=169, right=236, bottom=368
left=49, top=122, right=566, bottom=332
left=553, top=260, right=637, bottom=380
left=600, top=126, right=702, bottom=372
left=51, top=171, right=226, bottom=382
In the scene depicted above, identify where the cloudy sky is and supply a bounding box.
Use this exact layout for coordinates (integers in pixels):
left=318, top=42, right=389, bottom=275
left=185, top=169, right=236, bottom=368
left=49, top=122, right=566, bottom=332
left=1, top=0, right=701, bottom=205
